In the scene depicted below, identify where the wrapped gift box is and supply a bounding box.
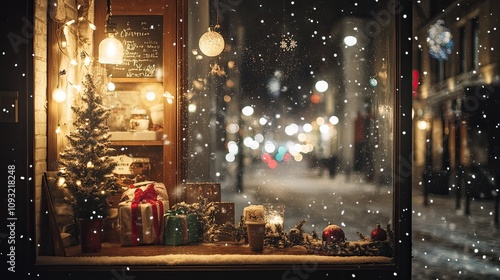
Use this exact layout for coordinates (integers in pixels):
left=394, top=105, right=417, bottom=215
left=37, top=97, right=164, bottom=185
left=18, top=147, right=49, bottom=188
left=118, top=182, right=169, bottom=246
left=164, top=212, right=199, bottom=246
left=184, top=182, right=221, bottom=204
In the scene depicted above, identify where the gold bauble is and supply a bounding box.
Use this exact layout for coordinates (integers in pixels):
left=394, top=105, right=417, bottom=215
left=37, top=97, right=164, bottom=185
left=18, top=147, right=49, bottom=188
left=199, top=30, right=225, bottom=57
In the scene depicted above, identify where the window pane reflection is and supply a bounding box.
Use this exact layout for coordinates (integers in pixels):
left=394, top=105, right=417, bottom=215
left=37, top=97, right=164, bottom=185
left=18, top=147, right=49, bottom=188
left=186, top=0, right=394, bottom=241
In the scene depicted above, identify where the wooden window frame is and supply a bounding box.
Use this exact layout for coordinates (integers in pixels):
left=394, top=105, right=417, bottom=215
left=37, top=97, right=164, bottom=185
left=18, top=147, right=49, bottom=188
left=33, top=0, right=412, bottom=278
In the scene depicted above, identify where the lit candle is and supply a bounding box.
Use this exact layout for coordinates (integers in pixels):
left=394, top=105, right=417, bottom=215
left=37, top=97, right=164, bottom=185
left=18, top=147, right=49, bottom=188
left=264, top=203, right=285, bottom=233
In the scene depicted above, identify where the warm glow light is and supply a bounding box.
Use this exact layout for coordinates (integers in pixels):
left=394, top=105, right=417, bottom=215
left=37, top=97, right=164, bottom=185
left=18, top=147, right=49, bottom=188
left=242, top=106, right=254, bottom=116
left=83, top=56, right=91, bottom=66
left=188, top=103, right=197, bottom=113
left=106, top=81, right=115, bottom=91
left=417, top=120, right=428, bottom=130
left=52, top=88, right=67, bottom=103
left=303, top=123, right=313, bottom=133
left=57, top=177, right=65, bottom=187
left=268, top=215, right=283, bottom=225
left=329, top=116, right=339, bottom=125
left=344, top=35, right=357, bottom=46
left=199, top=29, right=225, bottom=57
left=98, top=35, right=124, bottom=64
left=145, top=91, right=156, bottom=101
left=315, top=80, right=329, bottom=93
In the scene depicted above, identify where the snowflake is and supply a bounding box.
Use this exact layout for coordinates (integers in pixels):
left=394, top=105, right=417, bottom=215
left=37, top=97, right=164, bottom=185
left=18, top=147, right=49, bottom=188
left=426, top=20, right=454, bottom=61
left=280, top=39, right=289, bottom=50
left=279, top=36, right=298, bottom=52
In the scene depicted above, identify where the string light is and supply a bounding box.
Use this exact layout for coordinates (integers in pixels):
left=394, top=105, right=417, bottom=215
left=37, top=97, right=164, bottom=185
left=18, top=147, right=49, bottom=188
left=106, top=81, right=116, bottom=91
left=52, top=70, right=67, bottom=103
left=52, top=88, right=67, bottom=103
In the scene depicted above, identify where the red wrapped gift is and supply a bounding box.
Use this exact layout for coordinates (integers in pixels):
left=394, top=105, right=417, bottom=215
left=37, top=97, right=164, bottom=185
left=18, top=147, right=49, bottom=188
left=118, top=182, right=169, bottom=246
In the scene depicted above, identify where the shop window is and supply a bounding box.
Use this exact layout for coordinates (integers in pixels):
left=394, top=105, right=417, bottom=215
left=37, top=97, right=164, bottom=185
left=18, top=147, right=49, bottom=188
left=36, top=0, right=411, bottom=278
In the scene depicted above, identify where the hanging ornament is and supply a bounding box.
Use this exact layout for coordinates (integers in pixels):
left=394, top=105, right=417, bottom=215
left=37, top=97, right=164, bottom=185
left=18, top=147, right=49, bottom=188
left=426, top=19, right=454, bottom=61
left=279, top=0, right=297, bottom=52
left=199, top=25, right=225, bottom=57
left=280, top=34, right=298, bottom=52
left=322, top=224, right=345, bottom=243
left=370, top=223, right=388, bottom=241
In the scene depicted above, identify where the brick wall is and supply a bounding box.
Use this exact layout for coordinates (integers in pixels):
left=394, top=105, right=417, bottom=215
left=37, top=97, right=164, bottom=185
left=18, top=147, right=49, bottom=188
left=33, top=0, right=48, bottom=253
left=33, top=0, right=94, bottom=253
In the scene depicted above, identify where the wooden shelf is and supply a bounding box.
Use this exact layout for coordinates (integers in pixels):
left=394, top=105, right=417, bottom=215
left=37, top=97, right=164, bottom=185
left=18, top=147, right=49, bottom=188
left=109, top=78, right=160, bottom=83
left=110, top=141, right=163, bottom=146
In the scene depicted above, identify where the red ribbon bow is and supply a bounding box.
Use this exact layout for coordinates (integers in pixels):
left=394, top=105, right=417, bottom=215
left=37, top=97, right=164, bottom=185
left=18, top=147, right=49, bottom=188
left=130, top=184, right=164, bottom=245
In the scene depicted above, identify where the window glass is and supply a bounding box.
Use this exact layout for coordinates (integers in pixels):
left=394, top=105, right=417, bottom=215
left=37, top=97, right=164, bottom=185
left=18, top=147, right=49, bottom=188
left=186, top=0, right=395, bottom=245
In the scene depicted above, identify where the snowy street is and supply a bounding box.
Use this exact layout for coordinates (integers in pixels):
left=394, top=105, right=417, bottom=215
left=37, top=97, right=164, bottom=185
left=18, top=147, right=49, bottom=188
left=223, top=160, right=500, bottom=279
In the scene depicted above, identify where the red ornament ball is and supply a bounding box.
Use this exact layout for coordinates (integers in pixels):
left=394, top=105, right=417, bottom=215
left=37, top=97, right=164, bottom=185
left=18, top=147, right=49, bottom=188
left=322, top=224, right=345, bottom=243
left=371, top=223, right=387, bottom=241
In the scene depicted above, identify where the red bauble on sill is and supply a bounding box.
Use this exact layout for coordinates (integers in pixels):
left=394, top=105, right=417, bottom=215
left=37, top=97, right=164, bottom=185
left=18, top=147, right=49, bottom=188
left=322, top=224, right=345, bottom=243
left=371, top=223, right=388, bottom=242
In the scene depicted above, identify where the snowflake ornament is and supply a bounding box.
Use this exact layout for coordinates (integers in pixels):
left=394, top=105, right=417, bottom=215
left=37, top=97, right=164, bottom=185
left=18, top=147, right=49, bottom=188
left=280, top=35, right=298, bottom=52
left=426, top=20, right=454, bottom=61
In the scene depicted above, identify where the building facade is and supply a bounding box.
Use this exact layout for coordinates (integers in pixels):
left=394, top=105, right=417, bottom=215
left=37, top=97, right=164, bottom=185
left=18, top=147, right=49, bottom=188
left=413, top=0, right=500, bottom=204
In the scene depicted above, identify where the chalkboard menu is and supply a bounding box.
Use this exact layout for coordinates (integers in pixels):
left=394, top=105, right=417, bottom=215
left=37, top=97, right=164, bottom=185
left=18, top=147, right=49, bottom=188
left=108, top=16, right=163, bottom=78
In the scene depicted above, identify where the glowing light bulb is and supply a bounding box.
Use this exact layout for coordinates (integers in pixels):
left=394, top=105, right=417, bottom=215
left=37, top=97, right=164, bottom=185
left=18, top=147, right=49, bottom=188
left=145, top=91, right=156, bottom=101
left=98, top=35, right=124, bottom=64
left=52, top=88, right=67, bottom=103
left=83, top=56, right=91, bottom=66
left=106, top=81, right=116, bottom=91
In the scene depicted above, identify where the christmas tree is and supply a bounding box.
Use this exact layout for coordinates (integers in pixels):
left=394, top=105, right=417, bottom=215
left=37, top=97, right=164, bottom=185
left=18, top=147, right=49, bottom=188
left=58, top=73, right=118, bottom=220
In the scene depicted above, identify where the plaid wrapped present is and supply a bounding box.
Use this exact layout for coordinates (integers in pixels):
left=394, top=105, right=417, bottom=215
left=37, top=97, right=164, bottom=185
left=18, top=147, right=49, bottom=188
left=164, top=210, right=199, bottom=246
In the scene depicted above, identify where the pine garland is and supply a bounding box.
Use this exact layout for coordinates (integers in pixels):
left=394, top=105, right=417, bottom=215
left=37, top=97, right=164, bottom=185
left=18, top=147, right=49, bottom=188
left=170, top=197, right=219, bottom=243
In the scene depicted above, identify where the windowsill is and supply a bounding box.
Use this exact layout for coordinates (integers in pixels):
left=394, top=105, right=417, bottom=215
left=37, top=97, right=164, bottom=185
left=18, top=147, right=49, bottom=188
left=36, top=242, right=393, bottom=266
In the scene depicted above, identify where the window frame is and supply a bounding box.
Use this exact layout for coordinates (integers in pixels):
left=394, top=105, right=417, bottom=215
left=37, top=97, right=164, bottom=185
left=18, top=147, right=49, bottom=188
left=32, top=0, right=413, bottom=278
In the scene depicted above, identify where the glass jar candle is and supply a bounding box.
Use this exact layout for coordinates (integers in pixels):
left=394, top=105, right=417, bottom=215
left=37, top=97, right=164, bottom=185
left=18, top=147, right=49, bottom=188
left=129, top=108, right=149, bottom=131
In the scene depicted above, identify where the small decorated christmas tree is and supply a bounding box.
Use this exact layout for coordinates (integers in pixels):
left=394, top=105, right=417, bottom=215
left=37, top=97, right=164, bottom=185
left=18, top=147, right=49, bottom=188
left=58, top=73, right=118, bottom=220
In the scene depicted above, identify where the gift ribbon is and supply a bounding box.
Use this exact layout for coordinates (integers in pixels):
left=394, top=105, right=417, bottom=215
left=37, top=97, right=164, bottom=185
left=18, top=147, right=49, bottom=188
left=181, top=215, right=189, bottom=244
left=131, top=183, right=164, bottom=245
left=165, top=212, right=192, bottom=245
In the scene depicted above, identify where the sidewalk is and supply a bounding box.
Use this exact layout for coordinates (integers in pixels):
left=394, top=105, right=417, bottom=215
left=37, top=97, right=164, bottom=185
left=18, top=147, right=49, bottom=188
left=411, top=182, right=500, bottom=279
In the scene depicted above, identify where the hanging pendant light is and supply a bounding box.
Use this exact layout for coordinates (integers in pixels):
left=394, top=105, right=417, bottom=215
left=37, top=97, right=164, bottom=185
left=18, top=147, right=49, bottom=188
left=98, top=0, right=123, bottom=64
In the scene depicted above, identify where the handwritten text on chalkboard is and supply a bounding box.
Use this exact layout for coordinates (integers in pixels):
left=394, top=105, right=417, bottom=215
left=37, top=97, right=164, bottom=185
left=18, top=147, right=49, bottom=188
left=109, top=16, right=163, bottom=78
